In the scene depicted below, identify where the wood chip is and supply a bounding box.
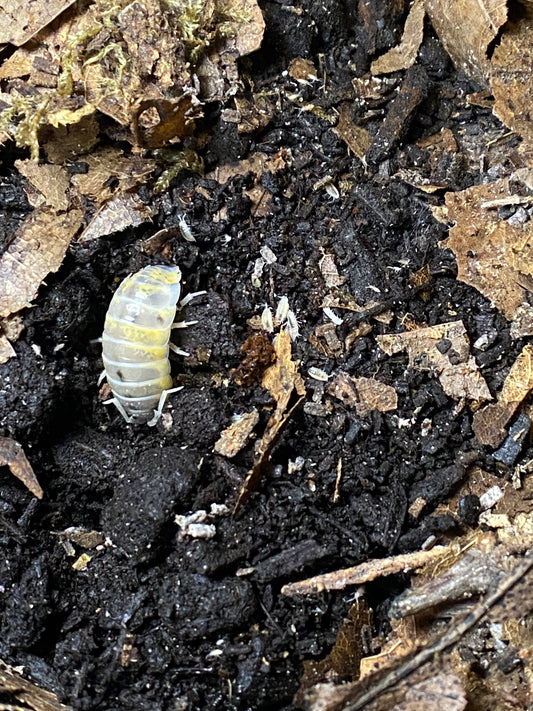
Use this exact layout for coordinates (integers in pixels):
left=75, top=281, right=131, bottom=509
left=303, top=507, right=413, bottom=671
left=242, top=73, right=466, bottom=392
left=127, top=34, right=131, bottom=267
left=281, top=547, right=447, bottom=595
left=0, top=436, right=43, bottom=498
left=0, top=209, right=83, bottom=317
left=0, top=658, right=72, bottom=710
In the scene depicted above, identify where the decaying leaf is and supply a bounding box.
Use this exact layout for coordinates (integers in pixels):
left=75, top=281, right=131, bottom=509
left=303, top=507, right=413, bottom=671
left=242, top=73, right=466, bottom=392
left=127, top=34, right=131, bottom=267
left=234, top=329, right=306, bottom=513
left=371, top=0, right=425, bottom=75
left=319, top=253, right=345, bottom=288
left=78, top=193, right=153, bottom=243
left=294, top=598, right=373, bottom=707
left=0, top=0, right=265, bottom=156
left=0, top=0, right=76, bottom=46
left=0, top=436, right=43, bottom=498
left=327, top=373, right=398, bottom=417
left=473, top=344, right=533, bottom=447
left=438, top=178, right=533, bottom=334
left=15, top=159, right=71, bottom=211
left=214, top=410, right=260, bottom=458
left=425, top=0, right=507, bottom=85
left=71, top=149, right=156, bottom=202
left=0, top=208, right=83, bottom=317
left=377, top=321, right=492, bottom=401
left=490, top=16, right=533, bottom=155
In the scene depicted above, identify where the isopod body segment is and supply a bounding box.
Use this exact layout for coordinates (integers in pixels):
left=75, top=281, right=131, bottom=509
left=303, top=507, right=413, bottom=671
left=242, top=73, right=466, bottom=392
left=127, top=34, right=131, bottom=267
left=102, top=265, right=183, bottom=425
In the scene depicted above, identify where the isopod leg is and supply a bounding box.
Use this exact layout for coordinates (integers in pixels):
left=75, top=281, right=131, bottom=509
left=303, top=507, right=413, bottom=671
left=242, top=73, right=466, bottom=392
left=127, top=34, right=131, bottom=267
left=147, top=386, right=184, bottom=427
left=103, top=397, right=134, bottom=424
left=178, top=290, right=207, bottom=308
left=97, top=369, right=107, bottom=386
left=169, top=343, right=190, bottom=357
left=171, top=319, right=198, bottom=329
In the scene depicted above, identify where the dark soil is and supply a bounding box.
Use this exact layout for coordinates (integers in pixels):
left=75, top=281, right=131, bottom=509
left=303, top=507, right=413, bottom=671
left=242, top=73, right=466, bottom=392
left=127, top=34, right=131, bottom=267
left=0, top=2, right=526, bottom=710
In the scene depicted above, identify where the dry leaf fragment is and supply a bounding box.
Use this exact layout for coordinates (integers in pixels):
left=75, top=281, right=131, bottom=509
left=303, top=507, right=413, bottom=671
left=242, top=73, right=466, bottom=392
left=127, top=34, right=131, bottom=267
left=425, top=0, right=507, bottom=85
left=319, top=253, right=345, bottom=288
left=0, top=0, right=76, bottom=46
left=234, top=329, right=306, bottom=513
left=439, top=179, right=533, bottom=331
left=214, top=410, right=260, bottom=458
left=327, top=373, right=398, bottom=417
left=78, top=193, right=153, bottom=243
left=473, top=344, right=533, bottom=447
left=490, top=16, right=533, bottom=154
left=15, top=159, right=70, bottom=211
left=371, top=0, right=426, bottom=75
left=377, top=321, right=491, bottom=401
left=0, top=208, right=83, bottom=317
left=334, top=102, right=372, bottom=160
left=0, top=334, right=16, bottom=363
left=71, top=149, right=156, bottom=202
left=0, top=436, right=43, bottom=498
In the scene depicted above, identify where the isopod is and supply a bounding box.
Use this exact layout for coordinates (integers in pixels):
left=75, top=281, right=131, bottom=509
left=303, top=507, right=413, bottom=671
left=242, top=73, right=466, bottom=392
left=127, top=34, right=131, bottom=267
left=101, top=264, right=200, bottom=426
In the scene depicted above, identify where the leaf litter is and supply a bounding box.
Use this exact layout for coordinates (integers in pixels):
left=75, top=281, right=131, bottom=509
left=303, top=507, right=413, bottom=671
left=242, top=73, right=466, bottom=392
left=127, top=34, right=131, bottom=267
left=2, top=0, right=533, bottom=708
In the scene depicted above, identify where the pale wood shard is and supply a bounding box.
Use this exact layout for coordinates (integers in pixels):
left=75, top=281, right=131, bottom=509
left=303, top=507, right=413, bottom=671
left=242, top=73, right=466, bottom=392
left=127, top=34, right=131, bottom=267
left=281, top=547, right=447, bottom=595
left=0, top=658, right=72, bottom=710
left=0, top=436, right=43, bottom=499
left=0, top=208, right=83, bottom=317
left=371, top=0, right=426, bottom=75
left=425, top=0, right=507, bottom=85
left=0, top=334, right=16, bottom=363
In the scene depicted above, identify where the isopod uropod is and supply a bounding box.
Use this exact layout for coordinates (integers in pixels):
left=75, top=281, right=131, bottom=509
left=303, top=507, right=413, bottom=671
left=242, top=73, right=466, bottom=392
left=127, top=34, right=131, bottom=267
left=101, top=264, right=198, bottom=426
